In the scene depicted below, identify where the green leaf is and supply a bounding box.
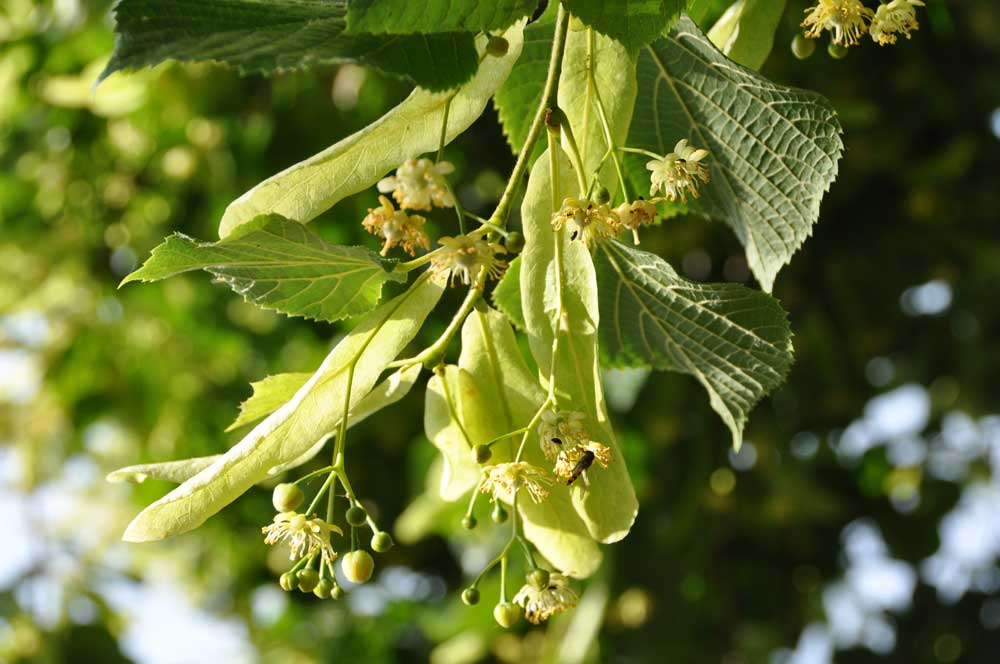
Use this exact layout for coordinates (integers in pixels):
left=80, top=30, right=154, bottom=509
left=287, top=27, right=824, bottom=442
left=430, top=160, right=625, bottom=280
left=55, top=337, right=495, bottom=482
left=626, top=15, right=843, bottom=291
left=493, top=3, right=556, bottom=154
left=459, top=307, right=602, bottom=577
left=346, top=0, right=536, bottom=34
left=112, top=364, right=423, bottom=487
left=491, top=255, right=525, bottom=329
left=101, top=0, right=478, bottom=92
left=121, top=275, right=443, bottom=542
left=563, top=0, right=689, bottom=51
left=219, top=24, right=525, bottom=238
left=107, top=456, right=218, bottom=485
left=226, top=372, right=312, bottom=432
left=707, top=0, right=786, bottom=70
left=594, top=239, right=793, bottom=447
left=520, top=148, right=638, bottom=544
left=122, top=215, right=405, bottom=323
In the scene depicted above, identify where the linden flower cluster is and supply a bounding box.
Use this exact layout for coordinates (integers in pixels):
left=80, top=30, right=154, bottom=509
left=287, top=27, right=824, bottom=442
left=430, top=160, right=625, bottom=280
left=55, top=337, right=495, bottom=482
left=802, top=0, right=924, bottom=48
left=362, top=195, right=429, bottom=256
left=513, top=573, right=579, bottom=624
left=551, top=197, right=621, bottom=247
left=479, top=462, right=552, bottom=504
left=377, top=157, right=455, bottom=210
left=263, top=511, right=341, bottom=567
left=646, top=139, right=711, bottom=204
left=430, top=234, right=507, bottom=287
left=538, top=409, right=613, bottom=485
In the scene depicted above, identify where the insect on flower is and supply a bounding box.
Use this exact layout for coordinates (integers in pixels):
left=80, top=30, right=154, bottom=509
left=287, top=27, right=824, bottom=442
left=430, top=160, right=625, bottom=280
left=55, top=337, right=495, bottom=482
left=553, top=441, right=613, bottom=486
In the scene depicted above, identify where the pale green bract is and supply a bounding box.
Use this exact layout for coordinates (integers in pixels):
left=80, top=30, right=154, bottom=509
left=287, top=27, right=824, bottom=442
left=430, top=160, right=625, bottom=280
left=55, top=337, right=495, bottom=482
left=519, top=149, right=638, bottom=544
left=627, top=15, right=843, bottom=292
left=219, top=23, right=526, bottom=238
left=111, top=364, right=422, bottom=485
left=123, top=215, right=404, bottom=323
left=595, top=240, right=793, bottom=448
left=121, top=276, right=442, bottom=542
left=707, top=0, right=787, bottom=70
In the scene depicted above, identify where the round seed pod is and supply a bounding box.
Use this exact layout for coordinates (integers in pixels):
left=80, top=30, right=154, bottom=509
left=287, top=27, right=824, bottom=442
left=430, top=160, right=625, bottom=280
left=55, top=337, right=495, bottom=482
left=272, top=483, right=304, bottom=513
left=493, top=602, right=521, bottom=628
left=342, top=550, right=375, bottom=584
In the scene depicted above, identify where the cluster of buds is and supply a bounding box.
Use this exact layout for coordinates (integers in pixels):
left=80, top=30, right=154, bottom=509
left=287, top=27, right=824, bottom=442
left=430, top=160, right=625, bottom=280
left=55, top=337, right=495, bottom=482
left=800, top=0, right=924, bottom=50
left=262, top=481, right=393, bottom=600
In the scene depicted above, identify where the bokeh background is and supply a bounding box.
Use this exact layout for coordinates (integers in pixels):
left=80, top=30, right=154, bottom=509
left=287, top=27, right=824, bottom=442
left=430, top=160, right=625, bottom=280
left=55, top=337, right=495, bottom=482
left=2, top=1, right=999, bottom=662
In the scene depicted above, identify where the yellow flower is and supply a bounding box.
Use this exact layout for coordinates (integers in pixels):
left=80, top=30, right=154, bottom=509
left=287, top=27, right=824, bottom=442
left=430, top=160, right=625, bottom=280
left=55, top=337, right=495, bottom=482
left=362, top=195, right=429, bottom=256
left=646, top=139, right=711, bottom=203
left=870, top=0, right=923, bottom=45
left=512, top=573, right=579, bottom=624
left=538, top=410, right=589, bottom=461
left=262, top=512, right=342, bottom=566
left=614, top=199, right=659, bottom=245
left=551, top=197, right=621, bottom=247
left=430, top=235, right=506, bottom=287
left=553, top=441, right=613, bottom=486
left=377, top=158, right=455, bottom=211
left=801, top=0, right=875, bottom=47
left=480, top=462, right=552, bottom=504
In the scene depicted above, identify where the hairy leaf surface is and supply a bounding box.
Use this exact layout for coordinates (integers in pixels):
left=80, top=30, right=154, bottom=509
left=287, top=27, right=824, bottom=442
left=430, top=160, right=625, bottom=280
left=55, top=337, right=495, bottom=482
left=520, top=149, right=638, bottom=543
left=627, top=16, right=843, bottom=291
left=123, top=215, right=403, bottom=322
left=346, top=0, right=536, bottom=34
left=219, top=24, right=525, bottom=237
left=122, top=276, right=443, bottom=542
left=595, top=240, right=792, bottom=447
left=102, top=0, right=478, bottom=91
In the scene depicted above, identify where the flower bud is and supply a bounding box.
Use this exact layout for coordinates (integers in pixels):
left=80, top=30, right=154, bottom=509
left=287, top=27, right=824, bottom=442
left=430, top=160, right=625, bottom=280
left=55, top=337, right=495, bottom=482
left=527, top=568, right=550, bottom=590
left=473, top=444, right=492, bottom=464
left=341, top=550, right=375, bottom=584
left=461, top=587, right=480, bottom=606
left=461, top=515, right=477, bottom=530
left=371, top=531, right=394, bottom=553
left=486, top=36, right=509, bottom=57
left=490, top=503, right=509, bottom=524
left=791, top=34, right=815, bottom=60
left=279, top=572, right=297, bottom=592
left=296, top=568, right=319, bottom=592
left=313, top=578, right=333, bottom=599
left=504, top=231, right=524, bottom=253
left=593, top=186, right=610, bottom=204
left=345, top=504, right=368, bottom=527
left=827, top=42, right=849, bottom=60
left=331, top=583, right=345, bottom=600
left=272, top=483, right=304, bottom=513
left=493, top=602, right=521, bottom=628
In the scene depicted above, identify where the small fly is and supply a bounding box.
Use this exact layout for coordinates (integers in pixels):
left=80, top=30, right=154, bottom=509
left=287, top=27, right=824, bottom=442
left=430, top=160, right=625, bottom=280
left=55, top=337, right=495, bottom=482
left=566, top=450, right=596, bottom=486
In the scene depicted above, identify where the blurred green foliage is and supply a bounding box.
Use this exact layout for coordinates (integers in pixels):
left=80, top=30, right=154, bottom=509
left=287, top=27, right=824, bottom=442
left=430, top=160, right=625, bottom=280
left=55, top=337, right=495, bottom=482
left=2, top=1, right=1000, bottom=663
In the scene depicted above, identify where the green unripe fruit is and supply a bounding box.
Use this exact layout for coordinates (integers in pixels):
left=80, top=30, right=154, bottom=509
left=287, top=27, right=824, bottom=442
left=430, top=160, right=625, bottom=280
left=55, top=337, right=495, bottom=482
left=272, top=483, right=304, bottom=513
left=487, top=36, right=509, bottom=57
left=296, top=568, right=319, bottom=592
left=279, top=572, right=297, bottom=592
left=371, top=531, right=394, bottom=553
left=827, top=43, right=849, bottom=60
left=504, top=231, right=525, bottom=253
left=342, top=550, right=375, bottom=584
left=493, top=602, right=521, bottom=628
left=527, top=568, right=550, bottom=590
left=490, top=503, right=508, bottom=524
left=461, top=588, right=480, bottom=606
left=331, top=583, right=345, bottom=600
left=313, top=578, right=333, bottom=599
left=461, top=515, right=477, bottom=530
left=594, top=185, right=611, bottom=204
left=345, top=504, right=368, bottom=527
left=473, top=444, right=493, bottom=464
left=791, top=34, right=815, bottom=60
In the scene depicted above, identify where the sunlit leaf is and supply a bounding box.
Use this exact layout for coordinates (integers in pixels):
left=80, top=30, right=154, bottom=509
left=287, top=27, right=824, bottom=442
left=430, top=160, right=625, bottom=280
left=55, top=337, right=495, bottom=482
left=595, top=239, right=793, bottom=447
left=563, top=0, right=688, bottom=51
left=346, top=0, right=536, bottom=34
left=491, top=255, right=525, bottom=329
left=707, top=0, right=786, bottom=70
left=626, top=16, right=843, bottom=291
left=226, top=372, right=312, bottom=432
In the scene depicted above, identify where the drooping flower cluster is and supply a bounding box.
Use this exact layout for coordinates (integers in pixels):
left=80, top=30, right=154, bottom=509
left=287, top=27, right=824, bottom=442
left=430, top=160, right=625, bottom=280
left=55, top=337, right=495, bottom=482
left=262, top=511, right=342, bottom=566
left=480, top=462, right=552, bottom=504
left=513, top=573, right=579, bottom=624
left=430, top=234, right=507, bottom=286
left=362, top=195, right=429, bottom=256
left=801, top=0, right=924, bottom=48
left=377, top=158, right=455, bottom=210
left=551, top=197, right=621, bottom=247
left=870, top=0, right=924, bottom=45
left=646, top=139, right=711, bottom=203
left=615, top=198, right=659, bottom=245
left=538, top=409, right=613, bottom=485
